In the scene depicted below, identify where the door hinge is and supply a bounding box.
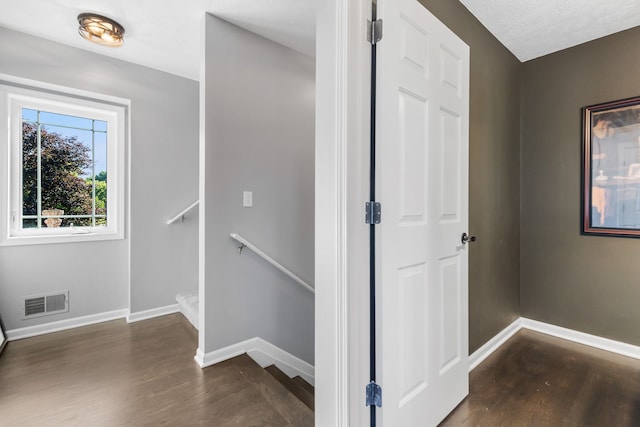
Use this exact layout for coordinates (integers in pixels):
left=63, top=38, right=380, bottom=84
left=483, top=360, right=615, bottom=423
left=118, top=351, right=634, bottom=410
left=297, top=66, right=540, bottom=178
left=366, top=381, right=382, bottom=407
left=365, top=201, right=382, bottom=224
left=367, top=19, right=383, bottom=45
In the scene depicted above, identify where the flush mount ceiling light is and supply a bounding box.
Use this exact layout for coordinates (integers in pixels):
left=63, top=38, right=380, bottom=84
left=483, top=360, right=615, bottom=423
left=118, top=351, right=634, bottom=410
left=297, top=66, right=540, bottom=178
left=77, top=13, right=125, bottom=47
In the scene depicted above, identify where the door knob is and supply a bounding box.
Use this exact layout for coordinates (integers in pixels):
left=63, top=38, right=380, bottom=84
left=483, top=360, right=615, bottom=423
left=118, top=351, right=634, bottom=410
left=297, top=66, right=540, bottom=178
left=461, top=232, right=476, bottom=244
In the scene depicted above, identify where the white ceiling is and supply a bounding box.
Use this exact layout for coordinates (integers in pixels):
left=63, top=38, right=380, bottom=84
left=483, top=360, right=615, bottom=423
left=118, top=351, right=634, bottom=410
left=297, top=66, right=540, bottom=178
left=1, top=1, right=639, bottom=81
left=0, top=0, right=316, bottom=81
left=459, top=0, right=640, bottom=62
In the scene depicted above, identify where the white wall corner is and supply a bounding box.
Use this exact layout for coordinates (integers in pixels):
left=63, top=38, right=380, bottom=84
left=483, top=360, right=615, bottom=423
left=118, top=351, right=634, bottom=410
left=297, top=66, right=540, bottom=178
left=6, top=308, right=129, bottom=341
left=468, top=318, right=522, bottom=371
left=127, top=304, right=180, bottom=323
left=194, top=347, right=206, bottom=367
left=195, top=337, right=315, bottom=385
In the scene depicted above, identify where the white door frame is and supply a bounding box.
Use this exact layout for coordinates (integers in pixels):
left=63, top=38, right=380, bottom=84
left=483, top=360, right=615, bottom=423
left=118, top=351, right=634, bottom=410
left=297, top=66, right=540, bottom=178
left=315, top=0, right=371, bottom=425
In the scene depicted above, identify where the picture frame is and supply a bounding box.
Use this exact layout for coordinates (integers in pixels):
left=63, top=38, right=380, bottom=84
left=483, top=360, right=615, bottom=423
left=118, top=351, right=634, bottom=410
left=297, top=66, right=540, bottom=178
left=582, top=96, right=640, bottom=237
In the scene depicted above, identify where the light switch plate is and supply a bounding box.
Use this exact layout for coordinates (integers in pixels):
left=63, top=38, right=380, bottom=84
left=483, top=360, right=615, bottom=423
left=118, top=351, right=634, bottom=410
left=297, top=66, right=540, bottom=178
left=243, top=191, right=253, bottom=207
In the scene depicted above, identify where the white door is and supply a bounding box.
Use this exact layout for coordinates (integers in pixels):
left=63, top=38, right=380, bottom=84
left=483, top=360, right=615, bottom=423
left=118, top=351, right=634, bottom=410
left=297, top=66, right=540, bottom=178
left=376, top=0, right=470, bottom=425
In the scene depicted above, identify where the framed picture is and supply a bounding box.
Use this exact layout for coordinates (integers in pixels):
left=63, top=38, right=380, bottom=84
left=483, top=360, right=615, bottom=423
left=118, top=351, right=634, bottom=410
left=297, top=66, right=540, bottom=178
left=583, top=96, right=640, bottom=237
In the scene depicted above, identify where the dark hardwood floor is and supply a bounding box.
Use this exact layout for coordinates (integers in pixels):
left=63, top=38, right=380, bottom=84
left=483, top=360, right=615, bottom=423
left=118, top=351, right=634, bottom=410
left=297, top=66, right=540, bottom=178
left=5, top=314, right=639, bottom=426
left=0, top=314, right=313, bottom=426
left=441, top=329, right=640, bottom=427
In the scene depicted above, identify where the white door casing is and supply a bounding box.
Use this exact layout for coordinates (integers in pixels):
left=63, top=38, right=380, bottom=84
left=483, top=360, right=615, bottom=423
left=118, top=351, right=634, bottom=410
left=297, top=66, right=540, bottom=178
left=315, top=0, right=371, bottom=425
left=376, top=0, right=470, bottom=425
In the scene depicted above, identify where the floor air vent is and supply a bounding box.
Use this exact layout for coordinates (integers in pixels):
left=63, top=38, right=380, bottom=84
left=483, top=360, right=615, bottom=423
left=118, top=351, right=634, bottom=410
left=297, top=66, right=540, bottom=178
left=24, top=291, right=69, bottom=318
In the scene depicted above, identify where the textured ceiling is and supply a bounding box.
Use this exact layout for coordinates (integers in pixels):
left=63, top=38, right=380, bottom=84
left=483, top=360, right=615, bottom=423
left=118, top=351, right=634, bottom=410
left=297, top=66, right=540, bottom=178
left=1, top=1, right=639, bottom=81
left=459, top=0, right=640, bottom=62
left=0, top=0, right=315, bottom=81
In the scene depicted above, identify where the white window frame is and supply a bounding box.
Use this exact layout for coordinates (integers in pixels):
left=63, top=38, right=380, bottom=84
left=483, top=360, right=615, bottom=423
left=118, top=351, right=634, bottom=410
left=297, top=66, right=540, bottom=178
left=0, top=77, right=128, bottom=246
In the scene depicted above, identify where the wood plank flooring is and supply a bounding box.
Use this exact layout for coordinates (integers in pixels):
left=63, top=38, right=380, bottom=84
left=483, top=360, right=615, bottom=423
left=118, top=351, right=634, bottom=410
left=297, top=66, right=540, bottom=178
left=5, top=314, right=639, bottom=426
left=0, top=314, right=313, bottom=426
left=441, top=329, right=640, bottom=427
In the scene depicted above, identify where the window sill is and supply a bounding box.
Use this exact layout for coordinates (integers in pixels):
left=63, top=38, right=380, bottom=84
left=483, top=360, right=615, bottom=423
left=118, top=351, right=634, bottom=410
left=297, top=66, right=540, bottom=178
left=0, top=230, right=124, bottom=246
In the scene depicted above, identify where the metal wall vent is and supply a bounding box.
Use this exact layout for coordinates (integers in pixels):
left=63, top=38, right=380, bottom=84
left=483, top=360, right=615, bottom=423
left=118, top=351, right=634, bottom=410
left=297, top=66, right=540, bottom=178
left=23, top=291, right=69, bottom=318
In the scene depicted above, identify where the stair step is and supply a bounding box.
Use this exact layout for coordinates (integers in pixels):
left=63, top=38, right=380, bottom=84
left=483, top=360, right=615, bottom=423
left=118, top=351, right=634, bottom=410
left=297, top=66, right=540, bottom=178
left=293, top=375, right=314, bottom=395
left=236, top=355, right=313, bottom=426
left=265, top=365, right=314, bottom=411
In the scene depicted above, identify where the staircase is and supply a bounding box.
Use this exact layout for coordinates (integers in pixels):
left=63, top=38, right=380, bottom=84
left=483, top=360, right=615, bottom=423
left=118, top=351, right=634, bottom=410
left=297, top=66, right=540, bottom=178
left=229, top=355, right=313, bottom=425
left=265, top=364, right=314, bottom=411
left=175, top=296, right=314, bottom=420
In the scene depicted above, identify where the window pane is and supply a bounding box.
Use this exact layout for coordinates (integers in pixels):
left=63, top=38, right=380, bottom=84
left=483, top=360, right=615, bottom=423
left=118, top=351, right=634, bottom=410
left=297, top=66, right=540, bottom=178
left=93, top=131, right=108, bottom=222
left=58, top=217, right=92, bottom=228
left=37, top=123, right=93, bottom=216
left=22, top=218, right=37, bottom=229
left=94, top=131, right=107, bottom=176
left=94, top=120, right=107, bottom=132
left=39, top=111, right=93, bottom=130
left=21, top=109, right=111, bottom=225
left=44, top=125, right=94, bottom=177
left=21, top=122, right=38, bottom=216
left=22, top=108, right=37, bottom=122
left=40, top=211, right=64, bottom=228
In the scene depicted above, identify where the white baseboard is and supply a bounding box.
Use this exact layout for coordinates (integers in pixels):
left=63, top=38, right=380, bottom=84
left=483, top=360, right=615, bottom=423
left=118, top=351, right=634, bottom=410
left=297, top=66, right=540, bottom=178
left=6, top=308, right=129, bottom=341
left=194, top=337, right=315, bottom=385
left=469, top=317, right=640, bottom=372
left=194, top=347, right=207, bottom=366
left=469, top=318, right=522, bottom=371
left=521, top=317, right=640, bottom=360
left=195, top=338, right=251, bottom=367
left=127, top=304, right=180, bottom=323
left=247, top=338, right=315, bottom=386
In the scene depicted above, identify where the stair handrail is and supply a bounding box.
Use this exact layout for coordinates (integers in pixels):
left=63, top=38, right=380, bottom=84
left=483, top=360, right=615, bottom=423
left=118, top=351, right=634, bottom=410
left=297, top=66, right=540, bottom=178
left=230, top=233, right=315, bottom=295
left=166, top=200, right=199, bottom=225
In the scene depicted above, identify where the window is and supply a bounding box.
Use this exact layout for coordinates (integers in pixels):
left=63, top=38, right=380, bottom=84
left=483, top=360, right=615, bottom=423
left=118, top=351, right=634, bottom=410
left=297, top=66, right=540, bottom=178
left=0, top=80, right=127, bottom=245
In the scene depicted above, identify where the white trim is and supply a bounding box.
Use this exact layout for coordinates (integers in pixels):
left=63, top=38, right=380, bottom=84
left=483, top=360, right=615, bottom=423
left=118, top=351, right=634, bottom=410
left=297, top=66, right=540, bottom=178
left=315, top=0, right=368, bottom=425
left=521, top=317, right=640, bottom=360
left=469, top=318, right=522, bottom=371
left=194, top=347, right=207, bottom=367
left=0, top=79, right=128, bottom=247
left=0, top=73, right=130, bottom=105
left=197, top=12, right=208, bottom=369
left=126, top=304, right=180, bottom=323
left=125, top=99, right=132, bottom=341
left=194, top=337, right=315, bottom=385
left=195, top=338, right=249, bottom=367
left=246, top=338, right=315, bottom=386
left=6, top=308, right=128, bottom=341
left=469, top=317, right=640, bottom=373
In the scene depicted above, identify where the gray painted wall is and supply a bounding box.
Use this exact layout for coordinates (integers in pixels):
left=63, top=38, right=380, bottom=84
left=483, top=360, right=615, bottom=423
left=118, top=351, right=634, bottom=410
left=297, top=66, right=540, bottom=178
left=202, top=15, right=315, bottom=363
left=418, top=0, right=522, bottom=352
left=0, top=26, right=198, bottom=330
left=521, top=26, right=640, bottom=346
